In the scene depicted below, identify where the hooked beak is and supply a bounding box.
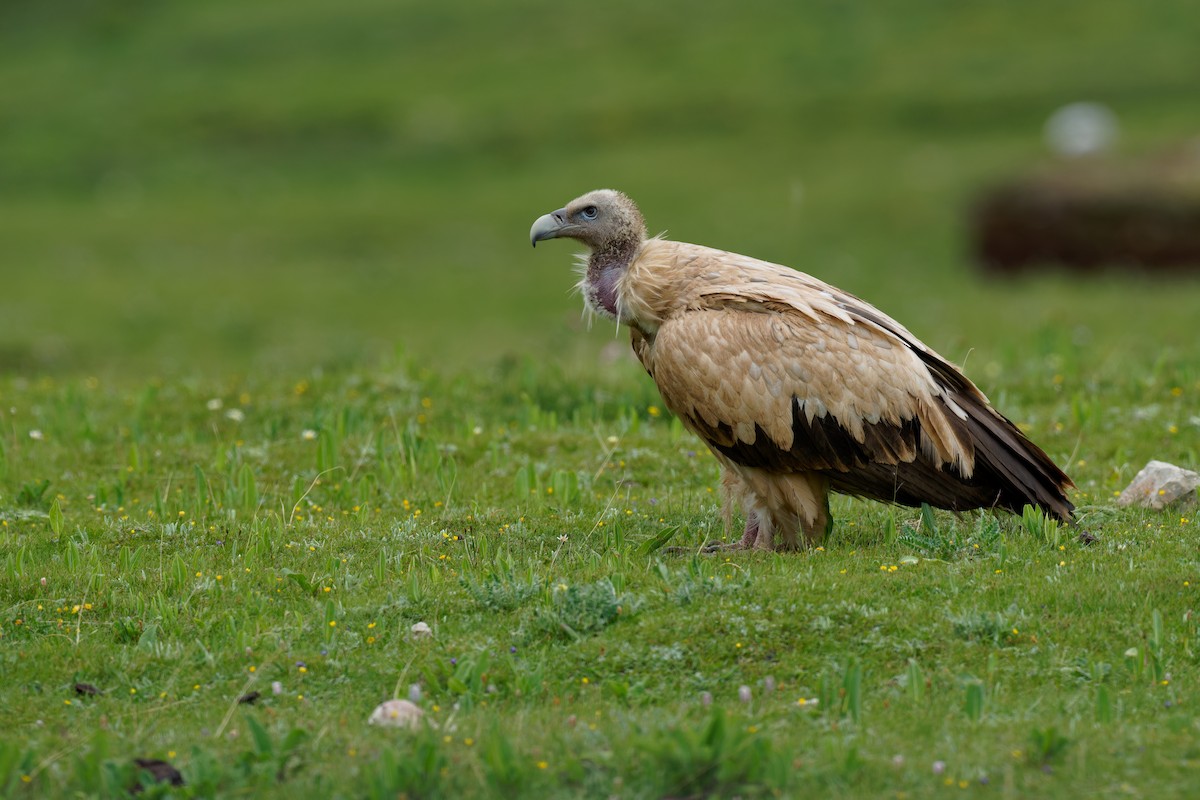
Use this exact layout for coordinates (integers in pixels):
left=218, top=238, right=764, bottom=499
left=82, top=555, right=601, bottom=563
left=530, top=208, right=570, bottom=247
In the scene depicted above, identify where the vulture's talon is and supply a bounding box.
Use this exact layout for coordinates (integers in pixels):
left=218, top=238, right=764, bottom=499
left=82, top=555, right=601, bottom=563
left=659, top=542, right=733, bottom=556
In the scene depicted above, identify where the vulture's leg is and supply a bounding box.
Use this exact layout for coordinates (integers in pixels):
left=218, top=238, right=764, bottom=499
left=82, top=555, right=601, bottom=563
left=742, top=513, right=763, bottom=548
left=688, top=466, right=763, bottom=551
left=730, top=506, right=777, bottom=550
left=797, top=486, right=832, bottom=548
left=771, top=472, right=830, bottom=551
left=750, top=509, right=776, bottom=550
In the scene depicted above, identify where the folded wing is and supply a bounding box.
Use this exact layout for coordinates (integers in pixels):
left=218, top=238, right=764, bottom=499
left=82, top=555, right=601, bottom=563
left=632, top=249, right=1074, bottom=522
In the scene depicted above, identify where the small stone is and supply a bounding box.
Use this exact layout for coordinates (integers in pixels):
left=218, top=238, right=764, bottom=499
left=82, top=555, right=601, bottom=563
left=1117, top=460, right=1200, bottom=510
left=1045, top=102, right=1118, bottom=157
left=368, top=699, right=427, bottom=729
left=411, top=621, right=433, bottom=638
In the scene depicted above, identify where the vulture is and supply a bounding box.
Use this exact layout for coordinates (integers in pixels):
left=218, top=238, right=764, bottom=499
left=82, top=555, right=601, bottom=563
left=530, top=189, right=1074, bottom=551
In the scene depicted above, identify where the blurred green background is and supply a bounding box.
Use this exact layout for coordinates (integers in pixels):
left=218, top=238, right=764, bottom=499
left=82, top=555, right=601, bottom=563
left=2, top=0, right=1198, bottom=377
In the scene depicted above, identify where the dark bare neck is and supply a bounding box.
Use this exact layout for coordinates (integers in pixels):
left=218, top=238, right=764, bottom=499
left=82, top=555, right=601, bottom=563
left=585, top=238, right=640, bottom=318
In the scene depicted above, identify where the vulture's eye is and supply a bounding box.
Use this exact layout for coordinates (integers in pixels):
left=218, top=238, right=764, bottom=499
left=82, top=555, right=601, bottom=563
left=580, top=206, right=598, bottom=220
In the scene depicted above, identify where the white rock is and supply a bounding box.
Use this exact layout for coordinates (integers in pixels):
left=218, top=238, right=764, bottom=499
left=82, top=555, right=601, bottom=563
left=367, top=699, right=425, bottom=729
left=1117, top=460, right=1200, bottom=510
left=410, top=622, right=433, bottom=638
left=1045, top=102, right=1118, bottom=157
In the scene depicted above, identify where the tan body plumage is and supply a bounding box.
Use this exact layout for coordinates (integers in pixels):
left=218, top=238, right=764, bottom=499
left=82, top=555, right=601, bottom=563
left=531, top=190, right=1074, bottom=550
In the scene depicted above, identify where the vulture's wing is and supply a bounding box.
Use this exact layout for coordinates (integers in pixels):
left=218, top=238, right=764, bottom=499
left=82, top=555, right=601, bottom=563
left=633, top=255, right=1074, bottom=521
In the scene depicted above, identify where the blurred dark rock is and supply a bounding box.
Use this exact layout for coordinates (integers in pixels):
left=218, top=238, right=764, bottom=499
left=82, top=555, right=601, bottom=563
left=971, top=142, right=1200, bottom=273
left=131, top=758, right=184, bottom=793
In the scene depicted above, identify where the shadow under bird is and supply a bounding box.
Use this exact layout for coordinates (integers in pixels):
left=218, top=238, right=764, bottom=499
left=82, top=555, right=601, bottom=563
left=531, top=189, right=1074, bottom=551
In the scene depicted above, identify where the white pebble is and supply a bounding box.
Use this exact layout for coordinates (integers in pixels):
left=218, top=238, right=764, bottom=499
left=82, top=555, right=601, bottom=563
left=368, top=699, right=425, bottom=729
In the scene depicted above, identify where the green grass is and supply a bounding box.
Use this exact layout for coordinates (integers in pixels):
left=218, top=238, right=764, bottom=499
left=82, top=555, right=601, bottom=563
left=2, top=355, right=1197, bottom=797
left=2, top=0, right=1200, bottom=374
left=2, top=0, right=1200, bottom=796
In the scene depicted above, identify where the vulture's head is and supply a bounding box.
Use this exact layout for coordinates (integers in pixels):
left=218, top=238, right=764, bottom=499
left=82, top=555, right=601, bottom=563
left=529, top=189, right=647, bottom=253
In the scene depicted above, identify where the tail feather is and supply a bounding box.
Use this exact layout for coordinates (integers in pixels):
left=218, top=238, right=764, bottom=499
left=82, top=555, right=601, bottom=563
left=918, top=352, right=1075, bottom=523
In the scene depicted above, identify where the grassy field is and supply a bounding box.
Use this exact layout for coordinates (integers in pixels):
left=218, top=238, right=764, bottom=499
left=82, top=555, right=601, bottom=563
left=3, top=0, right=1200, bottom=797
